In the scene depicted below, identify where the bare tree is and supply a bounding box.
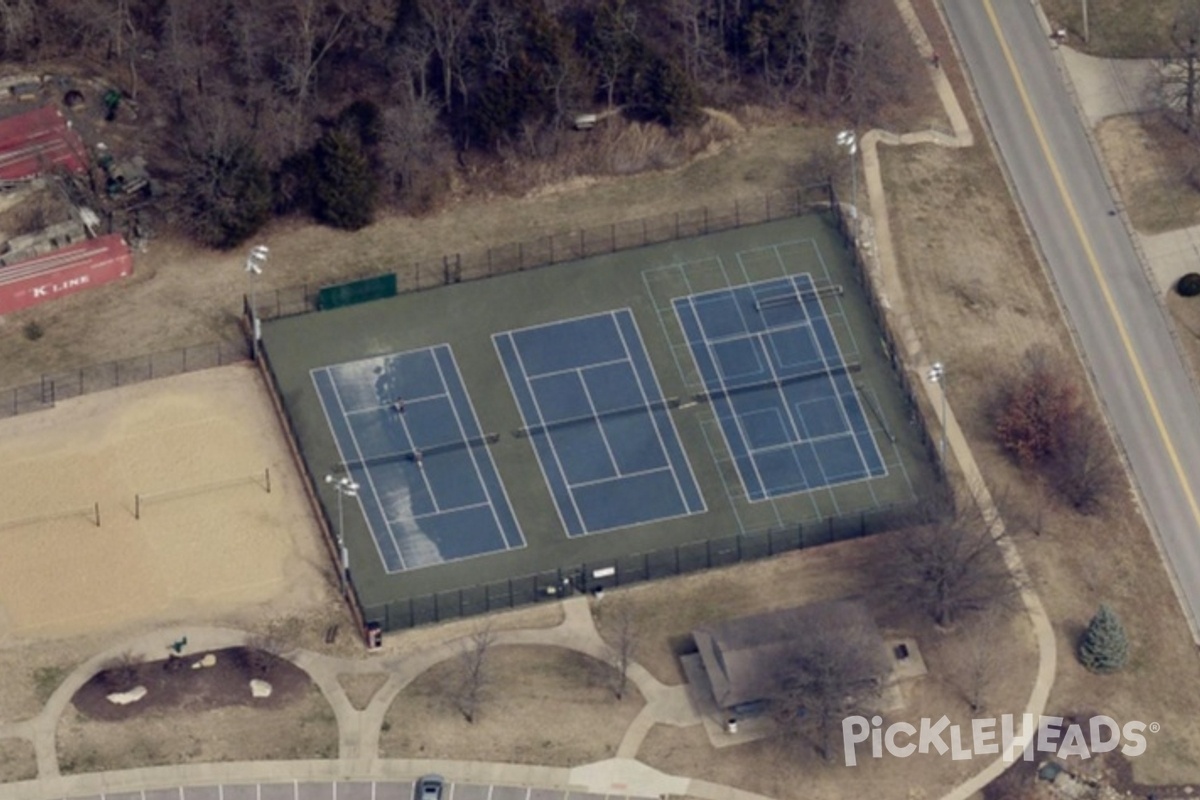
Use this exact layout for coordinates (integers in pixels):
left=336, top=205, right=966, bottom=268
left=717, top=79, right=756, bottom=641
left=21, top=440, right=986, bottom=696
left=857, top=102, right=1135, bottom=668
left=419, top=0, right=480, bottom=111
left=455, top=625, right=495, bottom=723
left=1047, top=412, right=1119, bottom=516
left=890, top=491, right=1023, bottom=629
left=0, top=0, right=38, bottom=58
left=276, top=0, right=348, bottom=149
left=1163, top=0, right=1200, bottom=133
left=961, top=613, right=1000, bottom=712
left=605, top=600, right=640, bottom=700
left=590, top=0, right=639, bottom=109
left=771, top=620, right=890, bottom=761
left=829, top=0, right=916, bottom=122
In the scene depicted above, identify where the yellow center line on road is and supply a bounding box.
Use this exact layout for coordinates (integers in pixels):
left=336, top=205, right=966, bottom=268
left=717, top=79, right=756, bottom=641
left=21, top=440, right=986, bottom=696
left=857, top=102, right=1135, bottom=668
left=981, top=0, right=1200, bottom=531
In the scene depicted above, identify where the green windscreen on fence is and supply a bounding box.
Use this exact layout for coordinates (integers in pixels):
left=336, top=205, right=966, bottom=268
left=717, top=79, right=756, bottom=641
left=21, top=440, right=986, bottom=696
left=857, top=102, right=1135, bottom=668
left=317, top=274, right=398, bottom=311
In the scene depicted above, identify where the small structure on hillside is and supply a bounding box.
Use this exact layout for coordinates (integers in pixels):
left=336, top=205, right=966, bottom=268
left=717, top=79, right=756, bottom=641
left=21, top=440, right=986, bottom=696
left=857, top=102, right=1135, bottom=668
left=692, top=599, right=891, bottom=712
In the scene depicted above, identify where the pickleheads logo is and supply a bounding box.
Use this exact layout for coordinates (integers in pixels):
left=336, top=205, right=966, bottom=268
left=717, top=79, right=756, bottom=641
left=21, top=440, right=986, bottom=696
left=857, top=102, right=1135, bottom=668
left=841, top=714, right=1155, bottom=767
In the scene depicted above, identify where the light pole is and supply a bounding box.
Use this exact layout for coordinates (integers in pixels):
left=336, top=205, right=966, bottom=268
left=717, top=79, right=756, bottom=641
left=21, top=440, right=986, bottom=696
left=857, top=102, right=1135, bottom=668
left=836, top=130, right=858, bottom=242
left=928, top=361, right=947, bottom=463
left=324, top=474, right=358, bottom=595
left=245, top=244, right=269, bottom=360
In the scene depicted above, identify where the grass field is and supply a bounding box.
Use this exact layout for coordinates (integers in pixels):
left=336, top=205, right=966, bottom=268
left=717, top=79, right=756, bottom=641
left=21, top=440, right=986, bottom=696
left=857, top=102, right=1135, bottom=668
left=1040, top=0, right=1175, bottom=57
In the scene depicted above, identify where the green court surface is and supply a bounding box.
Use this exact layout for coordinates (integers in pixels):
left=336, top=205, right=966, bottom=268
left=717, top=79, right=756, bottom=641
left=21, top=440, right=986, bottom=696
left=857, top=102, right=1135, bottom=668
left=261, top=213, right=939, bottom=629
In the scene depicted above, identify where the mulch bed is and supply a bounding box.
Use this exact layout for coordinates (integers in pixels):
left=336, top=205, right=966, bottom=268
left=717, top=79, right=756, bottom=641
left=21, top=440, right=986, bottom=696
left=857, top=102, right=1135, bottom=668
left=71, top=647, right=312, bottom=721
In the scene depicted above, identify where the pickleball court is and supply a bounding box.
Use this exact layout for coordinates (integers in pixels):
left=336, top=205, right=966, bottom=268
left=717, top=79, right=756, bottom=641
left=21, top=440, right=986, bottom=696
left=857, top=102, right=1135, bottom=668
left=260, top=213, right=937, bottom=625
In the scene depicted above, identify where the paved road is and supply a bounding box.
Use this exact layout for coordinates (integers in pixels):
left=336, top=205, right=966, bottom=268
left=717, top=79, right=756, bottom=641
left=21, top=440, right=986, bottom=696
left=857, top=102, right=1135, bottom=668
left=943, top=0, right=1200, bottom=638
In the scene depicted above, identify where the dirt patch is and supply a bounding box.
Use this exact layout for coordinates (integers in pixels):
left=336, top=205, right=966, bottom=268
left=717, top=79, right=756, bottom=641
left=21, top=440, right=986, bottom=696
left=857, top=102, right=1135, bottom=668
left=338, top=673, right=389, bottom=711
left=71, top=647, right=309, bottom=721
left=380, top=645, right=642, bottom=767
left=0, top=738, right=36, bottom=783
left=1095, top=113, right=1200, bottom=234
left=57, top=681, right=336, bottom=773
left=382, top=603, right=564, bottom=654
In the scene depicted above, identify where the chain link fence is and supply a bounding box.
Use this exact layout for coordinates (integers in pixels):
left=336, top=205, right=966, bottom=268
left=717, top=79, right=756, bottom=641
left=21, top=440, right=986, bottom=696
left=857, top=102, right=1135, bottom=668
left=0, top=340, right=250, bottom=419
left=364, top=504, right=913, bottom=631
left=253, top=185, right=836, bottom=322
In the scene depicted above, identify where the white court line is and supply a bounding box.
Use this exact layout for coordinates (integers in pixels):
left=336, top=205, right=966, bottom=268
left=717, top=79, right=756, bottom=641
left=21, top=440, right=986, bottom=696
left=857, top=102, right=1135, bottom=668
left=509, top=336, right=589, bottom=531
left=528, top=355, right=630, bottom=380
left=570, top=465, right=673, bottom=490
left=794, top=274, right=884, bottom=481
left=501, top=308, right=636, bottom=338
left=578, top=366, right=620, bottom=476
left=440, top=346, right=527, bottom=550
left=756, top=275, right=853, bottom=499
left=681, top=292, right=772, bottom=497
left=326, top=374, right=410, bottom=571
left=491, top=331, right=578, bottom=536
left=393, top=380, right=439, bottom=513
left=611, top=309, right=704, bottom=513
left=430, top=345, right=510, bottom=540
left=311, top=366, right=405, bottom=572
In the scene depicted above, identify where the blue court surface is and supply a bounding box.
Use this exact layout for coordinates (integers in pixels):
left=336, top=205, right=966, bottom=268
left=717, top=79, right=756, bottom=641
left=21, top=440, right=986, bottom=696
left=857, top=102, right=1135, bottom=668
left=493, top=309, right=706, bottom=537
left=311, top=345, right=524, bottom=573
left=673, top=274, right=886, bottom=501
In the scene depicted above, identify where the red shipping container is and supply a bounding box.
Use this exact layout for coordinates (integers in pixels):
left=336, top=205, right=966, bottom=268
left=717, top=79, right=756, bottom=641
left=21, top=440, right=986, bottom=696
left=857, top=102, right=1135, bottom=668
left=0, top=106, right=88, bottom=182
left=0, top=234, right=133, bottom=314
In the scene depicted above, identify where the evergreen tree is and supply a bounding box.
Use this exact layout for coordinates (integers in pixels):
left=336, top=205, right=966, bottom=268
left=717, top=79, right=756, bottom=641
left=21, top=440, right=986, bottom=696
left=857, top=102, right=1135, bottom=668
left=636, top=52, right=700, bottom=128
left=313, top=129, right=379, bottom=231
left=1077, top=604, right=1129, bottom=674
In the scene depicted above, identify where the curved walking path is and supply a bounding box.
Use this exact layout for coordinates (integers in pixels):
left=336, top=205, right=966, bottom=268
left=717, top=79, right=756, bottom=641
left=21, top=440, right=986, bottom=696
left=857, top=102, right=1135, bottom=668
left=0, top=3, right=1061, bottom=800
left=856, top=0, right=1056, bottom=797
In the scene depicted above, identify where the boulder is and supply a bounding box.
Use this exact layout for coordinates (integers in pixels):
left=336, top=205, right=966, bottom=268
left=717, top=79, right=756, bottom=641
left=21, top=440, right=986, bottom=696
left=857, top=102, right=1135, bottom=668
left=106, top=686, right=148, bottom=705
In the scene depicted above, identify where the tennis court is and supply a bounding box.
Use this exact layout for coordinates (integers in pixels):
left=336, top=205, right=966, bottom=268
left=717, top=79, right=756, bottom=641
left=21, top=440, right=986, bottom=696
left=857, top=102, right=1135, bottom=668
left=260, top=211, right=938, bottom=628
left=672, top=274, right=886, bottom=501
left=311, top=345, right=523, bottom=572
left=493, top=309, right=705, bottom=537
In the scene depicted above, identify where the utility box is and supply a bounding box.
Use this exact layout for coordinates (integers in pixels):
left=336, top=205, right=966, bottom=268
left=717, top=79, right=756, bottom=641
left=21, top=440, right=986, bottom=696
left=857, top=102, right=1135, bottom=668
left=366, top=621, right=383, bottom=650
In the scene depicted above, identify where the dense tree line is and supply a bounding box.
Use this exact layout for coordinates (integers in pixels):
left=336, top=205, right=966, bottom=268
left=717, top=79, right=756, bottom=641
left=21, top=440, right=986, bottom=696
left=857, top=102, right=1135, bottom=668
left=0, top=0, right=917, bottom=246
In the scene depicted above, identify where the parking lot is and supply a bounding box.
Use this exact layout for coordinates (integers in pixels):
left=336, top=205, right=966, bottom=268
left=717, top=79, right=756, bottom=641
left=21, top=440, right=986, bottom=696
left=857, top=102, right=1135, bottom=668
left=65, top=780, right=651, bottom=800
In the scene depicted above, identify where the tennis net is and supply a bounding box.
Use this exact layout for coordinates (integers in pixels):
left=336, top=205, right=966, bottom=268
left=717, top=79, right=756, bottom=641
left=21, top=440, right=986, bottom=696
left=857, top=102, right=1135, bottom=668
left=753, top=282, right=843, bottom=311
left=694, top=360, right=860, bottom=403
left=516, top=397, right=680, bottom=438
left=340, top=432, right=500, bottom=469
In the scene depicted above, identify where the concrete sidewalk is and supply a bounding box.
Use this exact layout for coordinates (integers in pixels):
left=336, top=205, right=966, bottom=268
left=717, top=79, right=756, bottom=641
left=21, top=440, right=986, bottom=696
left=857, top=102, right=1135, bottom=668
left=1057, top=47, right=1158, bottom=127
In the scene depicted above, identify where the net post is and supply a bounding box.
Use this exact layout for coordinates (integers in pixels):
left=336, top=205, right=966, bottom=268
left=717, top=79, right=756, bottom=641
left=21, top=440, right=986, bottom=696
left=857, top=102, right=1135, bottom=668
left=94, top=502, right=100, bottom=528
left=265, top=467, right=271, bottom=494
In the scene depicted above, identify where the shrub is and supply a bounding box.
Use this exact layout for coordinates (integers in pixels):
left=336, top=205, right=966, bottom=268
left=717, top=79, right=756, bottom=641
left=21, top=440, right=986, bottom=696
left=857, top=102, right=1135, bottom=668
left=993, top=348, right=1078, bottom=466
left=1078, top=604, right=1129, bottom=673
left=180, top=141, right=273, bottom=249
left=992, top=347, right=1118, bottom=515
left=1177, top=272, right=1200, bottom=297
